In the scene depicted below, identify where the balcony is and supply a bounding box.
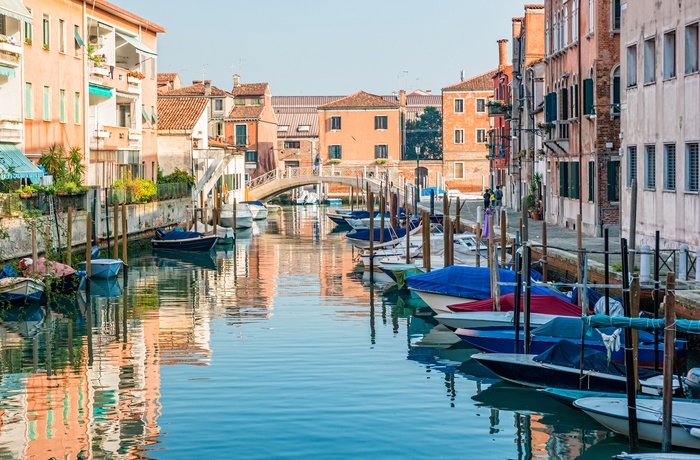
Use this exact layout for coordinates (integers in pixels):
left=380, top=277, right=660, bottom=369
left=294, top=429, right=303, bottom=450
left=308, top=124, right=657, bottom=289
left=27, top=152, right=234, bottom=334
left=487, top=100, right=512, bottom=118
left=0, top=121, right=22, bottom=143
left=91, top=126, right=131, bottom=150
left=0, top=41, right=21, bottom=68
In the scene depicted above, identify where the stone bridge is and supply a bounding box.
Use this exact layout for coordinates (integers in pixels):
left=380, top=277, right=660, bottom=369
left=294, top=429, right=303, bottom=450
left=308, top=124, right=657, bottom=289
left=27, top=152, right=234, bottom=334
left=245, top=165, right=413, bottom=202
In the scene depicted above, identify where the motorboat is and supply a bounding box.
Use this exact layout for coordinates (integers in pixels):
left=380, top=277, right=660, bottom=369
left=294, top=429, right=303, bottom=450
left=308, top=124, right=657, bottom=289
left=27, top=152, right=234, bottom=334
left=19, top=257, right=80, bottom=293
left=0, top=276, right=44, bottom=303
left=240, top=201, right=268, bottom=220
left=346, top=227, right=410, bottom=249
left=219, top=204, right=253, bottom=229
left=574, top=397, right=700, bottom=450
left=152, top=228, right=218, bottom=252
left=190, top=222, right=235, bottom=245
left=296, top=190, right=319, bottom=205
left=435, top=310, right=561, bottom=330
left=78, top=246, right=123, bottom=279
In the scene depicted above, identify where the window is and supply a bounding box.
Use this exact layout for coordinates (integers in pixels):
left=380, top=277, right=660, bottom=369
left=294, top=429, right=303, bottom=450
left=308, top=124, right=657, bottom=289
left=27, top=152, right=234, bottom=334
left=118, top=104, right=131, bottom=128
left=455, top=162, right=464, bottom=179
left=553, top=13, right=558, bottom=52
left=216, top=122, right=223, bottom=137
left=454, top=99, right=464, bottom=113
left=476, top=129, right=487, bottom=143
left=627, top=145, right=637, bottom=187
left=235, top=124, right=247, bottom=145
left=74, top=92, right=80, bottom=124
left=559, top=161, right=580, bottom=199
left=545, top=19, right=550, bottom=55
left=59, top=89, right=66, bottom=123
left=43, top=86, right=50, bottom=121
left=24, top=9, right=32, bottom=44
left=608, top=160, right=621, bottom=201
left=686, top=143, right=699, bottom=192
left=234, top=99, right=245, bottom=106
left=374, top=115, right=388, bottom=130
left=572, top=0, right=579, bottom=42
left=588, top=161, right=595, bottom=202
left=42, top=15, right=49, bottom=49
left=644, top=37, right=656, bottom=84
left=561, top=87, right=569, bottom=119
left=297, top=125, right=310, bottom=132
left=214, top=99, right=223, bottom=111
left=58, top=19, right=65, bottom=53
left=284, top=141, right=300, bottom=149
left=612, top=0, right=621, bottom=30
left=663, top=31, right=676, bottom=79
left=329, top=145, right=342, bottom=160
left=73, top=25, right=82, bottom=56
left=612, top=66, right=621, bottom=115
left=278, top=125, right=289, bottom=132
left=245, top=151, right=258, bottom=163
left=475, top=99, right=485, bottom=113
left=454, top=129, right=464, bottom=144
left=25, top=83, right=32, bottom=119
left=375, top=145, right=388, bottom=159
left=685, top=22, right=699, bottom=74
left=664, top=143, right=676, bottom=190
left=589, top=0, right=594, bottom=34
left=250, top=98, right=262, bottom=105
left=626, top=45, right=638, bottom=87
left=330, top=116, right=341, bottom=130
left=583, top=78, right=594, bottom=115
left=563, top=6, right=569, bottom=47
left=572, top=81, right=579, bottom=117
left=644, top=145, right=656, bottom=189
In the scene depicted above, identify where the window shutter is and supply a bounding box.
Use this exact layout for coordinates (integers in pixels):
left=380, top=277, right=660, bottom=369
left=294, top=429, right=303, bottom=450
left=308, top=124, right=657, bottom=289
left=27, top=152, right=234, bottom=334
left=574, top=83, right=579, bottom=117
left=607, top=160, right=616, bottom=201
left=561, top=88, right=569, bottom=120
left=560, top=162, right=567, bottom=197
left=612, top=75, right=621, bottom=114
left=588, top=161, right=595, bottom=202
left=571, top=162, right=580, bottom=199
left=583, top=78, right=594, bottom=115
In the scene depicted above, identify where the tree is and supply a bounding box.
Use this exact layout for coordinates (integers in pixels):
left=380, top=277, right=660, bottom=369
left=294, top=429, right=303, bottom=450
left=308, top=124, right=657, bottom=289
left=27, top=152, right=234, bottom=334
left=405, top=106, right=442, bottom=160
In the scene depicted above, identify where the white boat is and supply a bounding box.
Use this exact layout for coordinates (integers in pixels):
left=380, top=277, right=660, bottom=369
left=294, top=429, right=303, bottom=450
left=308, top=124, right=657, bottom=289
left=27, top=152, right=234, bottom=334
left=296, top=190, right=319, bottom=205
left=240, top=201, right=268, bottom=220
left=190, top=222, right=235, bottom=244
left=220, top=205, right=253, bottom=229
left=0, top=277, right=44, bottom=303
left=434, top=311, right=560, bottom=330
left=574, top=397, right=700, bottom=450
left=411, top=289, right=475, bottom=315
left=78, top=259, right=123, bottom=279
left=265, top=203, right=281, bottom=213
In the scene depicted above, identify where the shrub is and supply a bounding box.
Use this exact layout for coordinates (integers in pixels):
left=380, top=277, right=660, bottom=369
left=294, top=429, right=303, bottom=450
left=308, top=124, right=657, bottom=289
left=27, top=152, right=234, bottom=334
left=158, top=167, right=195, bottom=187
left=115, top=178, right=157, bottom=203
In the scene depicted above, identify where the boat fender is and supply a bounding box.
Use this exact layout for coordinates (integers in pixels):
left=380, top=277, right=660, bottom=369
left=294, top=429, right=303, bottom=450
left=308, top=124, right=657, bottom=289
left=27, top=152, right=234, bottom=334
left=76, top=270, right=87, bottom=278
left=689, top=427, right=700, bottom=439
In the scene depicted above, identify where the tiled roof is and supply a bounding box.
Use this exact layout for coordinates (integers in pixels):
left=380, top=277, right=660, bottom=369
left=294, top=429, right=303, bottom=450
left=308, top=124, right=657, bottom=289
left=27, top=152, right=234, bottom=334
left=524, top=4, right=545, bottom=9
left=442, top=69, right=498, bottom=91
left=318, top=91, right=399, bottom=109
left=273, top=96, right=344, bottom=108
left=233, top=83, right=269, bottom=97
left=157, top=97, right=209, bottom=130
left=93, top=0, right=166, bottom=33
left=161, top=83, right=232, bottom=97
left=276, top=111, right=319, bottom=138
left=228, top=105, right=264, bottom=119
left=158, top=73, right=178, bottom=83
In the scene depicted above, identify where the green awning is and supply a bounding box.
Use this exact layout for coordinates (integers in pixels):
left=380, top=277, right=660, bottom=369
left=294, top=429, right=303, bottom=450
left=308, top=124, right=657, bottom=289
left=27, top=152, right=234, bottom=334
left=89, top=83, right=113, bottom=98
left=151, top=107, right=158, bottom=123
left=115, top=31, right=156, bottom=57
left=0, top=65, right=15, bottom=78
left=74, top=28, right=85, bottom=47
left=0, top=0, right=33, bottom=23
left=0, top=144, right=43, bottom=180
left=141, top=106, right=150, bottom=123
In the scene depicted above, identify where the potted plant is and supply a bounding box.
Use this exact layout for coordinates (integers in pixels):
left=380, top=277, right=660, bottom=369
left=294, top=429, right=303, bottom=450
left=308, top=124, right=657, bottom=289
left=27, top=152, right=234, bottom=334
left=329, top=159, right=341, bottom=165
left=375, top=159, right=387, bottom=165
left=18, top=184, right=36, bottom=198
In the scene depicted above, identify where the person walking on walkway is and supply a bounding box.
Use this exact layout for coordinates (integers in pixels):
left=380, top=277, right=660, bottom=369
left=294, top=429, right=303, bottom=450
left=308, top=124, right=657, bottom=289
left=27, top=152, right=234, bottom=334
left=483, top=189, right=491, bottom=218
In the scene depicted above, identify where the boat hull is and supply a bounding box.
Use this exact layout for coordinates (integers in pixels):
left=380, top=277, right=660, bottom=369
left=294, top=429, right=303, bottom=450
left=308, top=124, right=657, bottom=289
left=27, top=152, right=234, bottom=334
left=152, top=235, right=218, bottom=252
left=435, top=311, right=559, bottom=330
left=0, top=278, right=45, bottom=303
left=77, top=259, right=123, bottom=279
left=411, top=290, right=474, bottom=315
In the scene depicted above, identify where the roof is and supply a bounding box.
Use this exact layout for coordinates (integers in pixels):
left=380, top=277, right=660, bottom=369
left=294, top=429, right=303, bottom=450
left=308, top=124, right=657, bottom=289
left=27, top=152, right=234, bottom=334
left=276, top=111, right=319, bottom=138
left=228, top=105, right=264, bottom=119
left=158, top=73, right=178, bottom=84
left=160, top=82, right=232, bottom=97
left=318, top=91, right=399, bottom=109
left=273, top=96, right=344, bottom=108
left=442, top=69, right=498, bottom=92
left=233, top=83, right=269, bottom=97
left=0, top=144, right=43, bottom=180
left=157, top=98, right=209, bottom=130
left=92, top=0, right=166, bottom=33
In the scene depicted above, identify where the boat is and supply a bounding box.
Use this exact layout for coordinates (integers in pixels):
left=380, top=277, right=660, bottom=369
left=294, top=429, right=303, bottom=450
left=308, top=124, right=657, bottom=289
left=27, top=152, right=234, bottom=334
left=435, top=310, right=562, bottom=330
left=614, top=454, right=700, bottom=459
left=406, top=265, right=572, bottom=315
left=0, top=276, right=44, bottom=303
left=85, top=276, right=124, bottom=298
left=540, top=387, right=700, bottom=406
left=240, top=201, right=268, bottom=220
left=19, top=257, right=81, bottom=293
left=219, top=205, right=253, bottom=229
left=574, top=397, right=700, bottom=450
left=152, top=228, right=218, bottom=252
left=190, top=222, right=235, bottom=245
left=265, top=203, right=281, bottom=213
left=471, top=339, right=675, bottom=394
left=296, top=190, right=319, bottom=205
left=346, top=227, right=410, bottom=249
left=456, top=316, right=687, bottom=368
left=77, top=247, right=123, bottom=279
left=325, top=198, right=342, bottom=206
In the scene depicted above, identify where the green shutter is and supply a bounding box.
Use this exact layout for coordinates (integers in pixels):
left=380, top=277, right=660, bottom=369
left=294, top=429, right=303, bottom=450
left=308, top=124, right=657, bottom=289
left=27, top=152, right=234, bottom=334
left=546, top=93, right=557, bottom=123
left=588, top=161, right=595, bottom=202
left=574, top=83, right=579, bottom=118
left=43, top=86, right=50, bottom=121
left=560, top=162, right=567, bottom=197
left=561, top=88, right=568, bottom=120
left=583, top=78, right=594, bottom=115
left=607, top=160, right=619, bottom=201
left=25, top=83, right=32, bottom=119
left=572, top=162, right=580, bottom=199
left=74, top=92, right=80, bottom=124
left=613, top=76, right=621, bottom=114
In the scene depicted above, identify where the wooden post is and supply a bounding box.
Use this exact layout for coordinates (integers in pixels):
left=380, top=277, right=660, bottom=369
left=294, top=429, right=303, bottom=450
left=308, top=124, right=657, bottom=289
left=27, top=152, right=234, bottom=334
left=661, top=272, right=676, bottom=453
left=455, top=196, right=461, bottom=233
left=422, top=210, right=431, bottom=272
left=121, top=202, right=127, bottom=265
left=577, top=214, right=583, bottom=312
left=628, top=179, right=638, bottom=276
left=443, top=194, right=450, bottom=268
left=66, top=207, right=72, bottom=265
left=489, top=206, right=500, bottom=311
left=199, top=190, right=204, bottom=224
left=621, top=238, right=639, bottom=453
left=379, top=194, right=385, bottom=244
left=86, top=212, right=92, bottom=278
left=500, top=209, right=507, bottom=268
left=521, top=196, right=528, bottom=244
left=233, top=198, right=237, bottom=230
left=475, top=222, right=481, bottom=267
left=113, top=201, right=119, bottom=259
left=631, top=277, right=640, bottom=390
left=350, top=186, right=353, bottom=211
left=31, top=222, right=37, bottom=274
left=368, top=192, right=375, bottom=281
left=542, top=221, right=548, bottom=282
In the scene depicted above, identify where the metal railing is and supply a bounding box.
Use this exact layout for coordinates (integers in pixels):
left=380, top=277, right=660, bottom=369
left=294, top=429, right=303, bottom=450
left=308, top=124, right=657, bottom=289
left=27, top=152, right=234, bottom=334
left=0, top=192, right=89, bottom=217
left=105, top=182, right=191, bottom=206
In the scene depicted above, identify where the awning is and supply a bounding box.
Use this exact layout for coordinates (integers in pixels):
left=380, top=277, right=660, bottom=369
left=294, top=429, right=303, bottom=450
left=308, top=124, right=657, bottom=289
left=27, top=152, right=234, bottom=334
left=0, top=0, right=33, bottom=23
left=0, top=144, right=43, bottom=180
left=141, top=106, right=150, bottom=123
left=115, top=31, right=156, bottom=57
left=0, top=65, right=16, bottom=78
left=89, top=83, right=113, bottom=98
left=116, top=91, right=138, bottom=100
left=151, top=107, right=158, bottom=123
left=74, top=28, right=85, bottom=47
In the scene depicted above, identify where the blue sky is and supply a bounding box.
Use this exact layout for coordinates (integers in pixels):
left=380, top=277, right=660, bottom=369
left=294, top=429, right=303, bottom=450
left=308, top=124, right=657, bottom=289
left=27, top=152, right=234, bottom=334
left=116, top=0, right=526, bottom=95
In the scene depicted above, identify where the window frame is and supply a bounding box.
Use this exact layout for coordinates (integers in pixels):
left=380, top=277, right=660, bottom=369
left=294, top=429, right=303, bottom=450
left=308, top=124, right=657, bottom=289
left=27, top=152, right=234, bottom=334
left=454, top=162, right=465, bottom=179
left=612, top=0, right=621, bottom=31
left=59, top=89, right=66, bottom=123
left=475, top=98, right=486, bottom=113
left=626, top=44, right=638, bottom=87
left=42, top=15, right=50, bottom=49
left=663, top=30, right=676, bottom=80
left=25, top=83, right=33, bottom=119
left=374, top=144, right=388, bottom=159
left=627, top=145, right=637, bottom=187
left=58, top=19, right=65, bottom=54
left=685, top=22, right=699, bottom=75
left=74, top=92, right=80, bottom=124
left=686, top=142, right=699, bottom=192
left=454, top=129, right=464, bottom=144
left=454, top=98, right=464, bottom=114
left=234, top=124, right=248, bottom=145
left=644, top=37, right=656, bottom=84
left=42, top=85, right=50, bottom=121
left=374, top=115, right=388, bottom=130
left=283, top=141, right=301, bottom=149
left=214, top=99, right=224, bottom=112
left=328, top=144, right=342, bottom=160
left=663, top=143, right=677, bottom=191
left=330, top=116, right=341, bottom=130
left=644, top=144, right=656, bottom=189
left=476, top=128, right=487, bottom=144
left=24, top=9, right=32, bottom=45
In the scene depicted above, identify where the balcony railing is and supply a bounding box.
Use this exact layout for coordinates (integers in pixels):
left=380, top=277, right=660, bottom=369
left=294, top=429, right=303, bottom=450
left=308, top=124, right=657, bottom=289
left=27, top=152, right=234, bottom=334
left=0, top=41, right=22, bottom=68
left=0, top=121, right=22, bottom=143
left=487, top=101, right=512, bottom=118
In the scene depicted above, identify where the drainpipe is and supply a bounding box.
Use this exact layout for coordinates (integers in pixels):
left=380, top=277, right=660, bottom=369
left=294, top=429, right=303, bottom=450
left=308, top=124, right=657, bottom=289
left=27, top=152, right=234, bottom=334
left=577, top=0, right=583, bottom=219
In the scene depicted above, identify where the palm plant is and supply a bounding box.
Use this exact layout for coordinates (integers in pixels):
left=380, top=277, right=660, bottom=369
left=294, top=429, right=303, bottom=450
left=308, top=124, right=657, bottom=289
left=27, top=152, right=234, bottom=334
left=39, top=143, right=64, bottom=178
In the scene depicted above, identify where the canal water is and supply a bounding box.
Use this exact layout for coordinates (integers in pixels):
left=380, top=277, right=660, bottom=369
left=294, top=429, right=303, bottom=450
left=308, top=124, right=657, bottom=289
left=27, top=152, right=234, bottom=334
left=0, top=207, right=673, bottom=459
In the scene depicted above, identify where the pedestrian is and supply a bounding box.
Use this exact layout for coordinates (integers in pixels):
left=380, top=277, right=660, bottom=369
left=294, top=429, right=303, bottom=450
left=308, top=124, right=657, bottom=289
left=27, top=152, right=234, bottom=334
left=495, top=185, right=503, bottom=210
left=313, top=154, right=320, bottom=175
left=490, top=189, right=496, bottom=209
left=483, top=189, right=490, bottom=209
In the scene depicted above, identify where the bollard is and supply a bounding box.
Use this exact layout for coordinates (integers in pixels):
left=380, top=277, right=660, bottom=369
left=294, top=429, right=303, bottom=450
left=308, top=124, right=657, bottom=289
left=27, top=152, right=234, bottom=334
left=477, top=206, right=483, bottom=226
left=679, top=244, right=689, bottom=281
left=639, top=244, right=652, bottom=283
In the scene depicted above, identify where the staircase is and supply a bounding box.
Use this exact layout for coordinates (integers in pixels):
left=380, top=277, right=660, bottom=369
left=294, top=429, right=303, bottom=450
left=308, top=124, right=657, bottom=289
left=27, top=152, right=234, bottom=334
left=192, top=148, right=243, bottom=199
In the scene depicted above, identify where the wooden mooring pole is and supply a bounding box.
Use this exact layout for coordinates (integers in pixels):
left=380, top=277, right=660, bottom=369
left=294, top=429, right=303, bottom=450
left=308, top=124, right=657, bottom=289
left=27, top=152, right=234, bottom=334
left=113, top=201, right=119, bottom=259
left=121, top=202, right=128, bottom=265
left=66, top=206, right=72, bottom=265
left=661, top=272, right=676, bottom=453
left=368, top=191, right=375, bottom=282
left=621, top=238, right=639, bottom=453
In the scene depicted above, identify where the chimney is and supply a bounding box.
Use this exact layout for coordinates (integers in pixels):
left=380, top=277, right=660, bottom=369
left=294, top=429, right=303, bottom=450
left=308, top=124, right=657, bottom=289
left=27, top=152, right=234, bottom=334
left=460, top=70, right=465, bottom=82
left=399, top=89, right=406, bottom=108
left=512, top=17, right=524, bottom=39
left=192, top=80, right=203, bottom=85
left=204, top=80, right=211, bottom=96
left=233, top=74, right=240, bottom=88
left=497, top=39, right=509, bottom=70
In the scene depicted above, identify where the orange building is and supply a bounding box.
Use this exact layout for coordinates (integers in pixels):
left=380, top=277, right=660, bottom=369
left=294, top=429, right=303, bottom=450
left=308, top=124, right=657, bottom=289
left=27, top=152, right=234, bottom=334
left=318, top=91, right=401, bottom=166
left=442, top=71, right=495, bottom=192
left=489, top=39, right=513, bottom=190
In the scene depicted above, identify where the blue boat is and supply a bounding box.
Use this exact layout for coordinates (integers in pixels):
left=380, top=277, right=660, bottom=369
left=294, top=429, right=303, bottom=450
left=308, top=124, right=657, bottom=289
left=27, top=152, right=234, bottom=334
left=457, top=316, right=688, bottom=368
left=346, top=227, right=409, bottom=248
left=152, top=228, right=218, bottom=252
left=78, top=246, right=123, bottom=279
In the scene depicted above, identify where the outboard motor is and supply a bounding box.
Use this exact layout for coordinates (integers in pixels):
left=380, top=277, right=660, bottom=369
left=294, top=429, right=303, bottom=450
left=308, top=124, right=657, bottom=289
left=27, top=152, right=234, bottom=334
left=155, top=227, right=167, bottom=240
left=686, top=368, right=700, bottom=399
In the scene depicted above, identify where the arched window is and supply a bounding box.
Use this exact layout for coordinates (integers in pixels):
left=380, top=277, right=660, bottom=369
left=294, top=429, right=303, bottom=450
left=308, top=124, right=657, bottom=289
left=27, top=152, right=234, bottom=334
left=611, top=65, right=621, bottom=115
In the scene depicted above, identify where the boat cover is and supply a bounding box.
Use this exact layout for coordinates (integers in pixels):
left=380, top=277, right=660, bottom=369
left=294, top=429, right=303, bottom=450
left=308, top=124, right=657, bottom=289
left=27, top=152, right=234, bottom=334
left=406, top=266, right=572, bottom=301
left=532, top=316, right=656, bottom=343
left=584, top=314, right=700, bottom=334
left=347, top=227, right=407, bottom=242
left=160, top=231, right=204, bottom=241
left=571, top=286, right=623, bottom=306
left=448, top=293, right=583, bottom=316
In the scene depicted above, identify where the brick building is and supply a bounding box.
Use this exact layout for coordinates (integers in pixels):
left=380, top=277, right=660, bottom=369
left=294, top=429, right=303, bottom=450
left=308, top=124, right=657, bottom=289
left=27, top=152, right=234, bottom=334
left=488, top=39, right=513, bottom=193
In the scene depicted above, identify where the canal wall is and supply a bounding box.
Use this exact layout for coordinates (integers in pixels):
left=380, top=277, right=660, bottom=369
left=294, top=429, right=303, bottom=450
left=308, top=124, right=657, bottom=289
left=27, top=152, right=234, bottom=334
left=0, top=198, right=188, bottom=261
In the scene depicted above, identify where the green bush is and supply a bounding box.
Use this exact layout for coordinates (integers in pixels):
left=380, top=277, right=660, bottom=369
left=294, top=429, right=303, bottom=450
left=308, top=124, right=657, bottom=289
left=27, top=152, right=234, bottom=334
left=158, top=167, right=195, bottom=187
left=115, top=178, right=157, bottom=203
